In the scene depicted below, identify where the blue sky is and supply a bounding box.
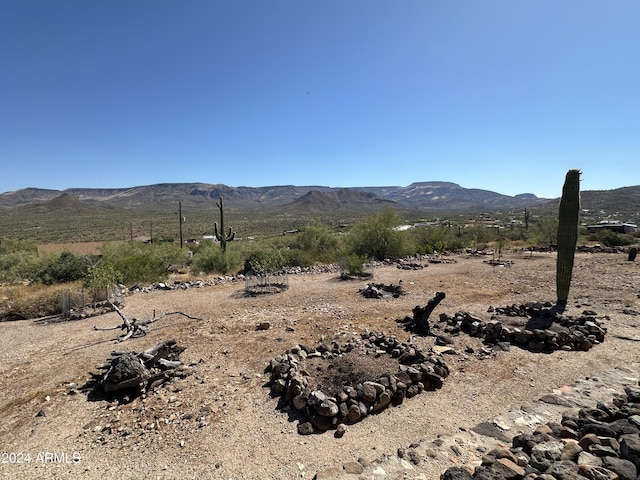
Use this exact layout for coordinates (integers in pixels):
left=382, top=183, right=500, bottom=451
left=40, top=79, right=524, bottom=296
left=1, top=1, right=638, bottom=199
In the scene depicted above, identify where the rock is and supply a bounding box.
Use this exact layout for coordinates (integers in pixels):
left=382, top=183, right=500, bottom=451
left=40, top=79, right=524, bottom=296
left=256, top=321, right=271, bottom=331
left=307, top=390, right=328, bottom=409
left=310, top=413, right=333, bottom=431
left=440, top=467, right=473, bottom=480
left=347, top=404, right=361, bottom=423
left=343, top=461, right=363, bottom=474
left=544, top=460, right=581, bottom=478
left=373, top=391, right=392, bottom=411
left=359, top=383, right=378, bottom=403
left=335, top=423, right=347, bottom=438
left=602, top=456, right=637, bottom=480
left=297, top=422, right=314, bottom=435
left=472, top=465, right=506, bottom=479
left=561, top=442, right=583, bottom=461
left=577, top=464, right=620, bottom=480
left=492, top=458, right=525, bottom=478
left=317, top=400, right=339, bottom=418
left=530, top=441, right=564, bottom=472
left=619, top=434, right=640, bottom=468
left=314, top=466, right=343, bottom=480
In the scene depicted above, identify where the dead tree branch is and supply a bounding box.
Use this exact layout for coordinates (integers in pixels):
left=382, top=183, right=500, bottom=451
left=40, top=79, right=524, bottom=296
left=93, top=303, right=202, bottom=342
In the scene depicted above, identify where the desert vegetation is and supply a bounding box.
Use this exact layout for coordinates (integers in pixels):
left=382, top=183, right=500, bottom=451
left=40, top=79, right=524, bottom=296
left=1, top=202, right=638, bottom=321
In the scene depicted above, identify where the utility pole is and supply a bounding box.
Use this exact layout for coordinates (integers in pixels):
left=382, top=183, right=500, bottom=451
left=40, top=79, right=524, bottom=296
left=178, top=201, right=184, bottom=249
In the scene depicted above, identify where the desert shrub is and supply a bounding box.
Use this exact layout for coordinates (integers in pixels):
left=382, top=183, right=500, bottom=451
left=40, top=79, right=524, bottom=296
left=347, top=208, right=413, bottom=260
left=529, top=217, right=559, bottom=247
left=280, top=248, right=315, bottom=269
left=0, top=239, right=42, bottom=283
left=412, top=225, right=467, bottom=254
left=242, top=248, right=287, bottom=275
left=83, top=263, right=124, bottom=303
left=35, top=250, right=90, bottom=285
left=339, top=253, right=366, bottom=276
left=190, top=242, right=242, bottom=274
left=292, top=222, right=342, bottom=263
left=100, top=242, right=187, bottom=285
left=588, top=229, right=635, bottom=247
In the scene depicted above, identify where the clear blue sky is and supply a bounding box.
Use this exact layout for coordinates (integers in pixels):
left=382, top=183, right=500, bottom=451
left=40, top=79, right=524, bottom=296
left=1, top=1, right=638, bottom=199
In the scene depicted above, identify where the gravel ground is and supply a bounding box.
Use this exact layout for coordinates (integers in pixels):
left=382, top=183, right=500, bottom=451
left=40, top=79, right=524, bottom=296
left=1, top=251, right=639, bottom=480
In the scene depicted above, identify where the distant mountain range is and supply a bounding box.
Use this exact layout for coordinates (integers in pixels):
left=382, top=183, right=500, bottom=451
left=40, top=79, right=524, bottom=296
left=0, top=182, right=638, bottom=220
left=0, top=182, right=550, bottom=212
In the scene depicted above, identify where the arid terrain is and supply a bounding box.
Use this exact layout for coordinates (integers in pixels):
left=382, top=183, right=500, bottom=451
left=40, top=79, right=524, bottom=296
left=1, top=251, right=639, bottom=480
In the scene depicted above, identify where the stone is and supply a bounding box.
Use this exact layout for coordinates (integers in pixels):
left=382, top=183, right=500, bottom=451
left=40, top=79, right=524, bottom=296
left=314, top=466, right=343, bottom=479
left=579, top=433, right=602, bottom=450
left=561, top=442, right=583, bottom=461
left=544, top=460, right=580, bottom=479
left=334, top=424, right=347, bottom=438
left=343, top=461, right=363, bottom=474
left=602, top=456, right=637, bottom=480
left=307, top=390, right=328, bottom=409
left=293, top=394, right=308, bottom=411
left=310, top=413, right=332, bottom=431
left=373, top=391, right=392, bottom=411
left=317, top=400, right=339, bottom=418
left=492, top=458, right=526, bottom=478
left=347, top=404, right=361, bottom=423
left=440, top=466, right=473, bottom=480
left=472, top=465, right=506, bottom=479
left=619, top=434, right=640, bottom=468
left=577, top=452, right=603, bottom=467
left=577, top=464, right=620, bottom=480
left=530, top=441, right=564, bottom=471
left=256, top=322, right=271, bottom=330
left=298, top=422, right=314, bottom=435
left=359, top=383, right=378, bottom=403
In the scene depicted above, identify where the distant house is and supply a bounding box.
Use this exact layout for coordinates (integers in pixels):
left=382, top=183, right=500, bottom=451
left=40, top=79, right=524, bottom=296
left=586, top=221, right=638, bottom=234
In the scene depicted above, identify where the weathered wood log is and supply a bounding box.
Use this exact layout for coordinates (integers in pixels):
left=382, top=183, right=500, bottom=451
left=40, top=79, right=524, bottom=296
left=411, top=292, right=446, bottom=335
left=97, top=339, right=188, bottom=395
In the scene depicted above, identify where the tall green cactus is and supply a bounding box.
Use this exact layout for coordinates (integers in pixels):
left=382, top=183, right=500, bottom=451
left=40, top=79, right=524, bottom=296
left=556, top=169, right=581, bottom=308
left=214, top=196, right=235, bottom=253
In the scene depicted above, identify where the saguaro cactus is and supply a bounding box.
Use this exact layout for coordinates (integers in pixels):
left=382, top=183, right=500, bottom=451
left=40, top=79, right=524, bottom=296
left=556, top=169, right=581, bottom=308
left=214, top=196, right=235, bottom=253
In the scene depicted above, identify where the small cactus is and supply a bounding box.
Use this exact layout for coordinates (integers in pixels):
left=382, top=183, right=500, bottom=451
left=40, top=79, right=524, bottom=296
left=556, top=169, right=581, bottom=308
left=214, top=196, right=235, bottom=253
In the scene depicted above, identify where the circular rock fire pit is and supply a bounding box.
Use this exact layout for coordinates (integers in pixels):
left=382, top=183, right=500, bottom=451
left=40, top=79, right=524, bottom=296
left=268, top=331, right=450, bottom=435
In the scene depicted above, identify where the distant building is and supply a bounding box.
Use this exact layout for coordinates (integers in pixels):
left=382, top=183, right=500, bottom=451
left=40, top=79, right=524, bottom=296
left=585, top=221, right=638, bottom=234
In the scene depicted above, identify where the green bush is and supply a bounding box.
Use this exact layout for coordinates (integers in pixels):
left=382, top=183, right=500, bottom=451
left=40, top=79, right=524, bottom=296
left=347, top=208, right=413, bottom=260
left=588, top=229, right=635, bottom=247
left=292, top=222, right=342, bottom=263
left=0, top=239, right=42, bottom=283
left=242, top=248, right=287, bottom=275
left=190, top=242, right=242, bottom=274
left=339, top=253, right=366, bottom=276
left=36, top=251, right=90, bottom=285
left=100, top=242, right=187, bottom=285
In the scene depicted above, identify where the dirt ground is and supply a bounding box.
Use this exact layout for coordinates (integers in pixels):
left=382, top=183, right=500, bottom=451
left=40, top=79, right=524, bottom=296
left=1, top=251, right=639, bottom=480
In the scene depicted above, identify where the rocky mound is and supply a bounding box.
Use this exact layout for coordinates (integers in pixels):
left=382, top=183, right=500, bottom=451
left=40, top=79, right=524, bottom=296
left=441, top=383, right=640, bottom=479
left=268, top=332, right=450, bottom=435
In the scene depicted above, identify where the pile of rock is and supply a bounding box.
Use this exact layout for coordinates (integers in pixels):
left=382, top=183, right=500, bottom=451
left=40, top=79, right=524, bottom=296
left=396, top=261, right=426, bottom=270
left=359, top=283, right=406, bottom=299
left=441, top=383, right=640, bottom=480
left=268, top=332, right=450, bottom=435
left=437, top=303, right=607, bottom=352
